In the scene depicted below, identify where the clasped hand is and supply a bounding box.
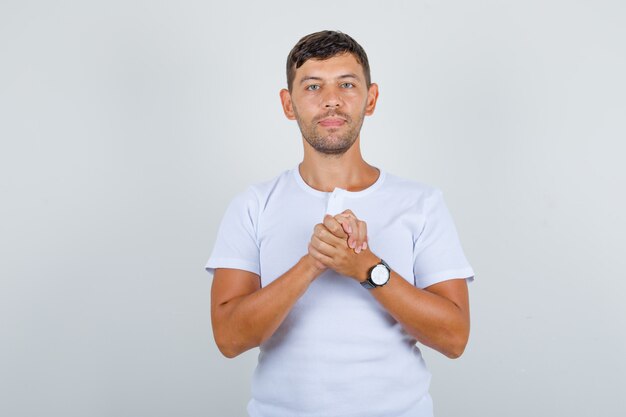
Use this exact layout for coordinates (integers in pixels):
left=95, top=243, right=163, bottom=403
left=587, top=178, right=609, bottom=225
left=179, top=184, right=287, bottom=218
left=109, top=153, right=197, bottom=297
left=307, top=209, right=377, bottom=281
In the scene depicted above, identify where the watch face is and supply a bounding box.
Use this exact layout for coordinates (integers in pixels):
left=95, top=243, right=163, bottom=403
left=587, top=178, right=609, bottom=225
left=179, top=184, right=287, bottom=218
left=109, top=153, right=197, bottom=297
left=371, top=264, right=389, bottom=285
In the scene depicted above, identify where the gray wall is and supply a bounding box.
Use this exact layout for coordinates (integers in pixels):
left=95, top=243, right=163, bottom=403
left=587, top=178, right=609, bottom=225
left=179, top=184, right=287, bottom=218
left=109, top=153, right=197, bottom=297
left=1, top=1, right=625, bottom=416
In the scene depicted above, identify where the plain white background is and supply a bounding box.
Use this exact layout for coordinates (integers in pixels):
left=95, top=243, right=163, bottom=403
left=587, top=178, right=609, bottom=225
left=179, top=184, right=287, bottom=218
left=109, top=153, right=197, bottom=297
left=1, top=1, right=625, bottom=416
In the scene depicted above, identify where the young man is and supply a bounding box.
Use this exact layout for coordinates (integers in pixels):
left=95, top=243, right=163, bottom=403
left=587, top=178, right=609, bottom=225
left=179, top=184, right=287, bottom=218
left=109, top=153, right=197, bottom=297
left=206, top=30, right=474, bottom=417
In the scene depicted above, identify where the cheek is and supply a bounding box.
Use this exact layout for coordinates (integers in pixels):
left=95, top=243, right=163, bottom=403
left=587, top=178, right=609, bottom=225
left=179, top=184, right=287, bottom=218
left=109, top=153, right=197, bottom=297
left=342, top=94, right=366, bottom=108
left=303, top=96, right=323, bottom=109
left=297, top=104, right=321, bottom=121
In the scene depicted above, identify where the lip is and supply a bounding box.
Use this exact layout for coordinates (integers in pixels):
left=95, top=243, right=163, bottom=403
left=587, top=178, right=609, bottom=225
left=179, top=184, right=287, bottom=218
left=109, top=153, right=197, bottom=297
left=318, top=117, right=346, bottom=127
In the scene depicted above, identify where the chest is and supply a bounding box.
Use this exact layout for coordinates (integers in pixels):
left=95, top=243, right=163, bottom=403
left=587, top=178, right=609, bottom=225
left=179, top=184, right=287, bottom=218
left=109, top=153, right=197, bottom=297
left=257, top=195, right=422, bottom=287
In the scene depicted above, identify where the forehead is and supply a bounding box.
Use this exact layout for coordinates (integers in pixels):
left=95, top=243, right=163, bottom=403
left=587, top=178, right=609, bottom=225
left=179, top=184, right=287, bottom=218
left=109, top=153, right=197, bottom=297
left=294, top=53, right=365, bottom=81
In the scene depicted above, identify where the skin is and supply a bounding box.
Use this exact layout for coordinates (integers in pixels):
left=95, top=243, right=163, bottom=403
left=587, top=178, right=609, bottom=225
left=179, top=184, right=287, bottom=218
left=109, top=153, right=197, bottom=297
left=211, top=53, right=470, bottom=359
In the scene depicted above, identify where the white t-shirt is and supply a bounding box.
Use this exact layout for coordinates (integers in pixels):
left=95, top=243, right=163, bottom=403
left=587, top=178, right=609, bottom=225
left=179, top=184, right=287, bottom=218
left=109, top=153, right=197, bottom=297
left=206, top=166, right=474, bottom=417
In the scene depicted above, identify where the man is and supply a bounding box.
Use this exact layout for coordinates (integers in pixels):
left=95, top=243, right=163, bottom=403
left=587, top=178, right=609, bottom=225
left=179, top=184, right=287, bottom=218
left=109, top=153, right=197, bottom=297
left=206, top=30, right=474, bottom=417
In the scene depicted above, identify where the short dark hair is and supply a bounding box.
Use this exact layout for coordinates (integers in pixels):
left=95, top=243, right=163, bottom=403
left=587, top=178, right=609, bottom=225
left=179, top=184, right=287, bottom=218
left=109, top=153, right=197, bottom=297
left=286, top=30, right=371, bottom=91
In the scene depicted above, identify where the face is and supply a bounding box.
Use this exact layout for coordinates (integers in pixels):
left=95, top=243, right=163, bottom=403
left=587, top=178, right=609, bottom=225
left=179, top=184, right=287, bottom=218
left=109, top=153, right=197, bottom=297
left=280, top=53, right=378, bottom=156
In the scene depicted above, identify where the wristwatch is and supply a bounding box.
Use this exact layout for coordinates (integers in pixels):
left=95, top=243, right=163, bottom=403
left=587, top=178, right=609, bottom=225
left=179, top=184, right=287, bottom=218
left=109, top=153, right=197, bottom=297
left=361, top=259, right=391, bottom=289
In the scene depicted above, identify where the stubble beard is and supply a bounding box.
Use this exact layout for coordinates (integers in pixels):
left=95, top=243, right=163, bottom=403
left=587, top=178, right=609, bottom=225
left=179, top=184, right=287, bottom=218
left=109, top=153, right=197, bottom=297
left=294, top=108, right=366, bottom=156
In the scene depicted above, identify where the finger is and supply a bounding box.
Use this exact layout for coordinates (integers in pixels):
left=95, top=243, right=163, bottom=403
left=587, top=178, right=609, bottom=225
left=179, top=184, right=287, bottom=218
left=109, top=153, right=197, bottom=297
left=323, top=214, right=347, bottom=239
left=333, top=214, right=352, bottom=235
left=314, top=223, right=345, bottom=247
left=334, top=214, right=358, bottom=248
left=340, top=209, right=357, bottom=219
left=343, top=217, right=365, bottom=251
left=308, top=242, right=334, bottom=267
left=310, top=234, right=338, bottom=257
left=338, top=210, right=363, bottom=250
left=346, top=216, right=360, bottom=249
left=355, top=220, right=368, bottom=254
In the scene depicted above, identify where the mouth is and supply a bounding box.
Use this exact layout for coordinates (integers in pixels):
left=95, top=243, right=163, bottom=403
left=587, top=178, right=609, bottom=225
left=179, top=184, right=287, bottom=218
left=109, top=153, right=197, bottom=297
left=318, top=117, right=346, bottom=127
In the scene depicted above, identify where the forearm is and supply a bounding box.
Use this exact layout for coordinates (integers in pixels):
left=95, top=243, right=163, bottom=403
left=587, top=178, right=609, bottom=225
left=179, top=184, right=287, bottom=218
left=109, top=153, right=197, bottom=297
left=308, top=213, right=470, bottom=358
left=370, top=271, right=470, bottom=358
left=213, top=255, right=322, bottom=358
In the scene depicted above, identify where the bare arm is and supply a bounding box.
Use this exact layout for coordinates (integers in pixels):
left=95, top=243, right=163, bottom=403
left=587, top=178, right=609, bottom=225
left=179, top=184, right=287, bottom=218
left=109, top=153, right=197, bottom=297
left=210, top=255, right=324, bottom=358
left=365, top=266, right=470, bottom=359
left=309, top=214, right=471, bottom=358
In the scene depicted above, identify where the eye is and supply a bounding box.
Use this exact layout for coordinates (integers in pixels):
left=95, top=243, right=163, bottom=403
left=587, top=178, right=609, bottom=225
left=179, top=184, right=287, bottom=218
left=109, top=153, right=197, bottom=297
left=306, top=84, right=320, bottom=91
left=340, top=82, right=354, bottom=88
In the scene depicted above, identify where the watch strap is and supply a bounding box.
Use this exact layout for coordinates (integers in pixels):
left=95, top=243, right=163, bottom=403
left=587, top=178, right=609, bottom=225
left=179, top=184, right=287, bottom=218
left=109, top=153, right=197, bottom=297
left=360, top=279, right=376, bottom=289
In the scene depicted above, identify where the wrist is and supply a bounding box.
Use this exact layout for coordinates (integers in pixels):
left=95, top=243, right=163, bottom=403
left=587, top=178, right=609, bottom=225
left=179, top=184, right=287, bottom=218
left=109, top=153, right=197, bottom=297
left=355, top=249, right=380, bottom=282
left=301, top=254, right=326, bottom=280
left=359, top=254, right=391, bottom=289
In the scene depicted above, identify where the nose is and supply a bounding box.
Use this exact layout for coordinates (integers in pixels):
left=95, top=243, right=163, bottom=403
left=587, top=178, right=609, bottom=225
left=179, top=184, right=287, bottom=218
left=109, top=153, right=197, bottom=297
left=322, top=87, right=342, bottom=108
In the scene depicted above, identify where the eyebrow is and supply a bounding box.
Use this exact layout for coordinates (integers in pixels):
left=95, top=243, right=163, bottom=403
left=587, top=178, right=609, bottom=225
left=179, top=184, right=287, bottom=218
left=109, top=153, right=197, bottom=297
left=299, top=73, right=361, bottom=85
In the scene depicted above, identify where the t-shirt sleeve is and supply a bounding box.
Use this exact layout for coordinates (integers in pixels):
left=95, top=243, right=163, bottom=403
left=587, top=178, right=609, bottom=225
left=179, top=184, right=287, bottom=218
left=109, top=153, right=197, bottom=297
left=412, top=189, right=474, bottom=288
left=205, top=187, right=261, bottom=277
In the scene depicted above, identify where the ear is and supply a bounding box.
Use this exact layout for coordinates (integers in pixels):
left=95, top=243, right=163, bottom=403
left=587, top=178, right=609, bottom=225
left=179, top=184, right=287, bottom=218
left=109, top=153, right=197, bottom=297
left=279, top=88, right=296, bottom=120
left=364, top=83, right=379, bottom=116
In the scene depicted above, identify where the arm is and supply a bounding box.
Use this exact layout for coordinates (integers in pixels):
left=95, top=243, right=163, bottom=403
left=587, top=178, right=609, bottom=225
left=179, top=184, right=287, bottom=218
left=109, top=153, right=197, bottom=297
left=309, top=215, right=471, bottom=359
left=359, top=257, right=470, bottom=359
left=211, top=255, right=324, bottom=358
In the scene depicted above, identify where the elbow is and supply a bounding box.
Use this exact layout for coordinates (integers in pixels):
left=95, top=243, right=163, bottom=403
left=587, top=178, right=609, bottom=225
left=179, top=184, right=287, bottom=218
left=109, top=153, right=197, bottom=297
left=214, top=330, right=260, bottom=359
left=212, top=327, right=239, bottom=358
left=444, top=343, right=466, bottom=359
left=214, top=334, right=247, bottom=359
left=420, top=331, right=469, bottom=359
left=444, top=330, right=470, bottom=359
left=212, top=315, right=247, bottom=358
left=218, top=345, right=240, bottom=359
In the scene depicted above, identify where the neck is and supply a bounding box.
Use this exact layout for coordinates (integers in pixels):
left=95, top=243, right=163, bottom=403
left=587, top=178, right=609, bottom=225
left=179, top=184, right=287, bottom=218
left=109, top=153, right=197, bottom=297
left=299, top=136, right=380, bottom=192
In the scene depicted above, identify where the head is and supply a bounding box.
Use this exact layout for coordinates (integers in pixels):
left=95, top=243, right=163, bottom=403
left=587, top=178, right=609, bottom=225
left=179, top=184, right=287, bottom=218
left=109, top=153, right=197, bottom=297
left=280, top=31, right=378, bottom=156
left=286, top=30, right=371, bottom=93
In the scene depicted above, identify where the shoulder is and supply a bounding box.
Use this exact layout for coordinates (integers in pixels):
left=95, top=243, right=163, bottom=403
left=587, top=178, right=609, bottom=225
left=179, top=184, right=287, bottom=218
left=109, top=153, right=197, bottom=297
left=380, top=171, right=443, bottom=204
left=230, top=168, right=294, bottom=211
left=249, top=168, right=292, bottom=195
